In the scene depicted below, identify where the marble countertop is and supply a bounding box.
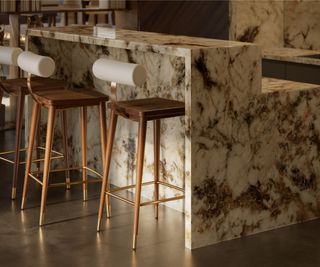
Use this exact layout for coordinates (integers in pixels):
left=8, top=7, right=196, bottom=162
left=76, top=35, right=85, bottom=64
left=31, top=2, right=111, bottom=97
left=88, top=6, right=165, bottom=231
left=262, top=77, right=320, bottom=93
left=27, top=25, right=256, bottom=57
left=263, top=47, right=320, bottom=66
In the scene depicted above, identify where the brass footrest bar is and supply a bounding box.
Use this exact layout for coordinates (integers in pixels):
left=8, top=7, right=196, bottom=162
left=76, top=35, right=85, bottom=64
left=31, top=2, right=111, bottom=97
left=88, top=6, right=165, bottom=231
left=0, top=146, right=64, bottom=165
left=110, top=181, right=154, bottom=193
left=140, top=195, right=184, bottom=207
left=29, top=173, right=43, bottom=185
left=48, top=178, right=101, bottom=188
left=31, top=166, right=83, bottom=175
left=28, top=166, right=102, bottom=187
left=158, top=181, right=184, bottom=192
left=105, top=180, right=184, bottom=207
left=106, top=191, right=184, bottom=207
left=83, top=166, right=103, bottom=178
left=106, top=192, right=135, bottom=205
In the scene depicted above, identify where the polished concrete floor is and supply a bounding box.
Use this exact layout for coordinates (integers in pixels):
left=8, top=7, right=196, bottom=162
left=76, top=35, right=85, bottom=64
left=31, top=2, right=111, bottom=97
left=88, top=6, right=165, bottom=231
left=1, top=129, right=320, bottom=267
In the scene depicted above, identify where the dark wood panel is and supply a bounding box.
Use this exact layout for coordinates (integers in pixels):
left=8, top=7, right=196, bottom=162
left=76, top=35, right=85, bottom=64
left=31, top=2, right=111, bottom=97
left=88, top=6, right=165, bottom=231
left=262, top=59, right=320, bottom=85
left=137, top=0, right=229, bottom=39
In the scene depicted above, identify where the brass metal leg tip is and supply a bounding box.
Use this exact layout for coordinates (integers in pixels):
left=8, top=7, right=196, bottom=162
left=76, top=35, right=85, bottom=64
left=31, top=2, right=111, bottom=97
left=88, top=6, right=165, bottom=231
left=11, top=188, right=16, bottom=200
left=83, top=191, right=88, bottom=201
left=39, top=215, right=45, bottom=226
left=132, top=236, right=137, bottom=250
left=106, top=209, right=111, bottom=218
left=66, top=178, right=71, bottom=190
left=21, top=198, right=25, bottom=210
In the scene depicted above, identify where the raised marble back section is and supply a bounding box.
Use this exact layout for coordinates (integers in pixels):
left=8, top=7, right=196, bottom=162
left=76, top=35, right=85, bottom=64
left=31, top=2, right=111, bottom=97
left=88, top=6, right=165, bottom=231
left=284, top=0, right=320, bottom=50
left=229, top=0, right=320, bottom=50
left=229, top=0, right=284, bottom=47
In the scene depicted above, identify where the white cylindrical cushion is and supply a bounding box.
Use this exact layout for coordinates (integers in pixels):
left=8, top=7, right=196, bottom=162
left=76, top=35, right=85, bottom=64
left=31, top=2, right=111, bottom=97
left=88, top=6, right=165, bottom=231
left=17, top=51, right=56, bottom=78
left=92, top=59, right=147, bottom=87
left=0, top=46, right=23, bottom=66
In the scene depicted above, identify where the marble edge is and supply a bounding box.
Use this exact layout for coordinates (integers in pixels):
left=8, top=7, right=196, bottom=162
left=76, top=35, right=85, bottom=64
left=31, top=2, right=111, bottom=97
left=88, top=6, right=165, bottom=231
left=262, top=77, right=320, bottom=94
left=263, top=47, right=320, bottom=66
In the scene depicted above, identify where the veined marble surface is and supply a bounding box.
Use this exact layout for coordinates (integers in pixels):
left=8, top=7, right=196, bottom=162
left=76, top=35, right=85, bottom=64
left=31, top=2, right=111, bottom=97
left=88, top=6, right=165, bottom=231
left=263, top=47, right=320, bottom=66
left=284, top=0, right=320, bottom=50
left=27, top=26, right=320, bottom=249
left=27, top=26, right=255, bottom=57
left=229, top=0, right=284, bottom=47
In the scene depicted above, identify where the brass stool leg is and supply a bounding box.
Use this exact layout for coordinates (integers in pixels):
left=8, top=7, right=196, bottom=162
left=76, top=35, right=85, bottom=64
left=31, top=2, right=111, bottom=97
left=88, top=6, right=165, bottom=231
left=99, top=102, right=111, bottom=216
left=21, top=103, right=41, bottom=210
left=12, top=91, right=25, bottom=200
left=97, top=109, right=118, bottom=231
left=81, top=107, right=88, bottom=201
left=153, top=120, right=160, bottom=219
left=39, top=106, right=56, bottom=226
left=133, top=117, right=147, bottom=250
left=61, top=110, right=71, bottom=189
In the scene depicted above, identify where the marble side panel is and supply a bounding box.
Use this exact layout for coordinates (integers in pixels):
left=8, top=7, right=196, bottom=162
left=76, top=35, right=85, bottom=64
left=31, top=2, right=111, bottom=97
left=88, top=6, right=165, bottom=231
left=28, top=37, right=186, bottom=212
left=229, top=0, right=284, bottom=47
left=284, top=0, right=320, bottom=50
left=189, top=45, right=320, bottom=248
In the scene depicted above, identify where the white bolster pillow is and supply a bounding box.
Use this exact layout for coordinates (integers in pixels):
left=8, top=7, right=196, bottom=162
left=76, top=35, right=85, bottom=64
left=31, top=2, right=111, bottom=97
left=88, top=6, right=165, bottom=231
left=0, top=46, right=23, bottom=66
left=17, top=51, right=56, bottom=78
left=92, top=59, right=147, bottom=87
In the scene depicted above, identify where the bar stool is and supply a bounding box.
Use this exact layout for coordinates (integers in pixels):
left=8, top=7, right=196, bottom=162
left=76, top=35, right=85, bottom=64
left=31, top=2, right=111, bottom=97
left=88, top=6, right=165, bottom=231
left=18, top=51, right=109, bottom=226
left=0, top=46, right=69, bottom=199
left=94, top=59, right=185, bottom=250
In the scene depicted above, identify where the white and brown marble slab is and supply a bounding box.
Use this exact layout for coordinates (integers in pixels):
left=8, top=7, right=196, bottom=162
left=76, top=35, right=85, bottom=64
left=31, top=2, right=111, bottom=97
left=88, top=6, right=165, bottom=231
left=26, top=26, right=320, bottom=250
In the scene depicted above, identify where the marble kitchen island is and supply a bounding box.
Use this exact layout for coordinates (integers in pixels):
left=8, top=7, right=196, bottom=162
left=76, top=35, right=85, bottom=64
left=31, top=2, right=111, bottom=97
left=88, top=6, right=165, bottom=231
left=26, top=26, right=320, bottom=249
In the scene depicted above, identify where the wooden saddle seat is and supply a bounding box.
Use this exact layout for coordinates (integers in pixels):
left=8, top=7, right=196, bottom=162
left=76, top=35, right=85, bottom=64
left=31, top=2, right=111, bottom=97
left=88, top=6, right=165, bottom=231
left=1, top=77, right=67, bottom=95
left=108, top=97, right=185, bottom=121
left=32, top=87, right=109, bottom=109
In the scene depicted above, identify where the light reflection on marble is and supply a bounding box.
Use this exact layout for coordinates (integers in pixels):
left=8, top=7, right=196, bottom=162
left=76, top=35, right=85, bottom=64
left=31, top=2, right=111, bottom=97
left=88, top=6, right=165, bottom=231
left=284, top=0, right=320, bottom=50
left=229, top=0, right=284, bottom=47
left=27, top=26, right=320, bottom=250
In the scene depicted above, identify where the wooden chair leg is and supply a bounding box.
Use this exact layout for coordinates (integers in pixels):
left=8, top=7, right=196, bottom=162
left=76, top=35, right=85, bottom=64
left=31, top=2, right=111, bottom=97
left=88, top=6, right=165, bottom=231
left=61, top=110, right=70, bottom=190
left=99, top=103, right=107, bottom=166
left=39, top=106, right=56, bottom=226
left=99, top=102, right=111, bottom=216
left=81, top=107, right=88, bottom=201
left=12, top=91, right=25, bottom=200
left=35, top=109, right=42, bottom=175
left=153, top=120, right=160, bottom=219
left=21, top=102, right=40, bottom=210
left=132, top=117, right=147, bottom=250
left=97, top=109, right=118, bottom=231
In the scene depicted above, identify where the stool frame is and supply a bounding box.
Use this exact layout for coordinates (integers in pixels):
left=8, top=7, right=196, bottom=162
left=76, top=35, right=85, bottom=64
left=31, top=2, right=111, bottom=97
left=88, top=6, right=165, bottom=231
left=0, top=77, right=69, bottom=199
left=97, top=97, right=185, bottom=250
left=21, top=74, right=108, bottom=226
